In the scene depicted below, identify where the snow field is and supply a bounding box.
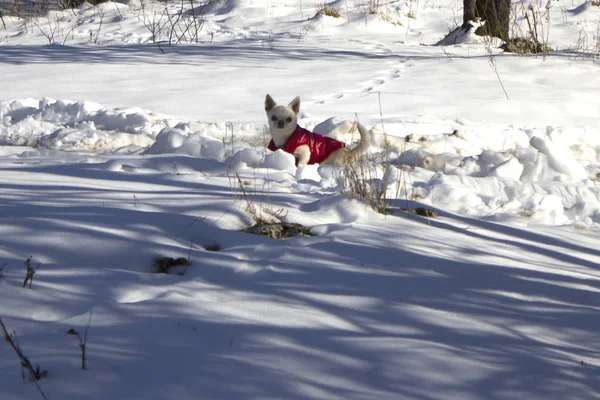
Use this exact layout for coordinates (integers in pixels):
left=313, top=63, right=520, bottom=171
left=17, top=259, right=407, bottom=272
left=0, top=0, right=599, bottom=399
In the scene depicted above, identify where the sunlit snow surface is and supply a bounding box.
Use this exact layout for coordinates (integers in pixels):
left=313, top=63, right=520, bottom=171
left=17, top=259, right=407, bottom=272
left=0, top=1, right=599, bottom=399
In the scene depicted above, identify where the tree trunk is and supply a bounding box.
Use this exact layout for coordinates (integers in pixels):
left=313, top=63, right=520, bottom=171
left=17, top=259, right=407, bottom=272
left=463, top=0, right=510, bottom=41
left=463, top=0, right=477, bottom=27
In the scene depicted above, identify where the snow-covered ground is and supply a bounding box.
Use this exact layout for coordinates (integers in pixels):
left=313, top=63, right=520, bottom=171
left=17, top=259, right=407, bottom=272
left=0, top=1, right=599, bottom=399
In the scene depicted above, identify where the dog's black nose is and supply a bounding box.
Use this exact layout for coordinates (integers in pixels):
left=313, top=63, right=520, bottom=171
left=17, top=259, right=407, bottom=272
left=277, top=120, right=285, bottom=129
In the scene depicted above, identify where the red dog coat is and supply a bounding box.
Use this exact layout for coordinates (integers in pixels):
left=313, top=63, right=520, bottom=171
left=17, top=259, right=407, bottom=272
left=267, top=125, right=345, bottom=165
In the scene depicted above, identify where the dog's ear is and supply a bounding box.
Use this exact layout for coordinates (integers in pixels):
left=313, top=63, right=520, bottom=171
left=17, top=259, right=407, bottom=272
left=289, top=96, right=300, bottom=115
left=265, top=94, right=276, bottom=112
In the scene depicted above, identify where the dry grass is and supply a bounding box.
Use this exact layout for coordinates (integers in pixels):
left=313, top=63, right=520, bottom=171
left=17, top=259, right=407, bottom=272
left=337, top=153, right=394, bottom=215
left=317, top=3, right=341, bottom=18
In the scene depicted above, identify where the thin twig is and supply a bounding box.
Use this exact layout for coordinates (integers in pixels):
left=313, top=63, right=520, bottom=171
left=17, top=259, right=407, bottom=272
left=81, top=310, right=92, bottom=370
left=377, top=91, right=385, bottom=135
left=487, top=53, right=510, bottom=100
left=62, top=24, right=77, bottom=45
left=463, top=202, right=508, bottom=230
left=93, top=10, right=104, bottom=44
left=68, top=310, right=93, bottom=370
left=23, top=256, right=41, bottom=289
left=0, top=318, right=48, bottom=396
left=32, top=19, right=56, bottom=44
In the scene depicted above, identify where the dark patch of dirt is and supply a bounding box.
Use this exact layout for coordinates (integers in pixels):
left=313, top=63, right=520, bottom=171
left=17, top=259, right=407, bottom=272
left=500, top=38, right=551, bottom=54
left=154, top=257, right=191, bottom=274
left=387, top=207, right=438, bottom=218
left=203, top=244, right=221, bottom=252
left=241, top=222, right=313, bottom=239
left=411, top=207, right=438, bottom=218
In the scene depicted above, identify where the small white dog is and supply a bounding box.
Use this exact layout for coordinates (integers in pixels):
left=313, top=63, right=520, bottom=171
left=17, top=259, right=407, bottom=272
left=265, top=94, right=370, bottom=166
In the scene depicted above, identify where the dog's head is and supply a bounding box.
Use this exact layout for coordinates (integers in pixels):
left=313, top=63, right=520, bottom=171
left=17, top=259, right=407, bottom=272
left=265, top=94, right=300, bottom=145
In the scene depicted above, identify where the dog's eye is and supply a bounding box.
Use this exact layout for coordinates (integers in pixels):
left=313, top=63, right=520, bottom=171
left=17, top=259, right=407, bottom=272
left=286, top=117, right=292, bottom=123
left=271, top=116, right=277, bottom=121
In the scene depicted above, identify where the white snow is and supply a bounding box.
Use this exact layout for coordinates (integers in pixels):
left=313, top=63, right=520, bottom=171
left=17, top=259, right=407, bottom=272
left=0, top=1, right=599, bottom=399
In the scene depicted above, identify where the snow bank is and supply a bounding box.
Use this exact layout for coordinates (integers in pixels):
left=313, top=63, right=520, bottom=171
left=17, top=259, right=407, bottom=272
left=0, top=98, right=265, bottom=156
left=143, top=127, right=226, bottom=160
left=0, top=98, right=160, bottom=151
left=1, top=97, right=599, bottom=228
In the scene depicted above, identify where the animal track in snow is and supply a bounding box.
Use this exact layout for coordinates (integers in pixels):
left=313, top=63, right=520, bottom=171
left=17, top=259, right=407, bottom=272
left=310, top=63, right=404, bottom=106
left=364, top=79, right=385, bottom=92
left=362, top=64, right=403, bottom=92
